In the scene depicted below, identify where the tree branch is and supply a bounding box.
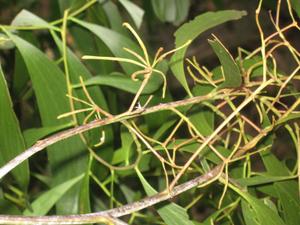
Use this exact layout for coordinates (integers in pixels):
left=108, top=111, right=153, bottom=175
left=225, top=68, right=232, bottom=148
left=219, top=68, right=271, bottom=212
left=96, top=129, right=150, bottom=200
left=0, top=166, right=222, bottom=224
left=0, top=92, right=221, bottom=181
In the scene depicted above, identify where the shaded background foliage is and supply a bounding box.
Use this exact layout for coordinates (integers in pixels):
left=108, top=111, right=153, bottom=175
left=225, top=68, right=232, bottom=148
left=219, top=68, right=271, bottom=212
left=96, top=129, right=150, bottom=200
left=1, top=0, right=299, bottom=107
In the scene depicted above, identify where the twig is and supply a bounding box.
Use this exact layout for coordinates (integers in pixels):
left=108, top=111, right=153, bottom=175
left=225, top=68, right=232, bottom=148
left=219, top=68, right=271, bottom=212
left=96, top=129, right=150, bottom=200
left=169, top=79, right=274, bottom=189
left=0, top=92, right=221, bottom=181
left=0, top=214, right=128, bottom=225
left=0, top=166, right=221, bottom=224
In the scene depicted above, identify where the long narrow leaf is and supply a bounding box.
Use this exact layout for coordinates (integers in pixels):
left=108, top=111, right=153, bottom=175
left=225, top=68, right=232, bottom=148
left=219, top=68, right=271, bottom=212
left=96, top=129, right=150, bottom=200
left=136, top=169, right=194, bottom=225
left=7, top=31, right=88, bottom=214
left=72, top=72, right=162, bottom=94
left=71, top=17, right=142, bottom=75
left=119, top=0, right=144, bottom=28
left=170, top=10, right=247, bottom=96
left=208, top=35, right=242, bottom=88
left=0, top=64, right=29, bottom=189
left=240, top=194, right=285, bottom=225
left=23, top=174, right=84, bottom=216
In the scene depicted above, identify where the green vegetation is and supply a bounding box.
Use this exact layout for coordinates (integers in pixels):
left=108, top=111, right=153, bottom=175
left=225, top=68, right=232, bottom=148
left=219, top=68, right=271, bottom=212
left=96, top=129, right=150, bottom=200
left=0, top=0, right=299, bottom=224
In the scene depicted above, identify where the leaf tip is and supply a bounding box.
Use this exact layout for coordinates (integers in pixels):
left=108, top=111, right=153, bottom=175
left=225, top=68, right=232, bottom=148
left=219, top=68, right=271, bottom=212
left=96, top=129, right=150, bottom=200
left=241, top=10, right=248, bottom=16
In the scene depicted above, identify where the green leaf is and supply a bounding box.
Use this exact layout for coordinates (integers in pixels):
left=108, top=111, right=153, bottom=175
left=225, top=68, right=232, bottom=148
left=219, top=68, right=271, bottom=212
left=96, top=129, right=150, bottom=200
left=260, top=151, right=290, bottom=177
left=84, top=2, right=118, bottom=74
left=203, top=146, right=230, bottom=164
left=237, top=174, right=297, bottom=187
left=241, top=56, right=263, bottom=78
left=208, top=35, right=242, bottom=88
left=260, top=150, right=300, bottom=225
left=12, top=32, right=39, bottom=99
left=275, top=182, right=300, bottom=225
left=73, top=72, right=162, bottom=94
left=0, top=198, right=21, bottom=215
left=189, top=105, right=214, bottom=136
left=257, top=185, right=279, bottom=199
left=112, top=128, right=134, bottom=165
left=152, top=119, right=176, bottom=140
left=141, top=92, right=171, bottom=131
left=52, top=31, right=113, bottom=214
left=118, top=0, right=144, bottom=28
left=52, top=36, right=115, bottom=197
left=277, top=113, right=300, bottom=125
left=202, top=200, right=239, bottom=225
left=102, top=1, right=125, bottom=35
left=239, top=192, right=285, bottom=225
left=58, top=0, right=72, bottom=13
left=241, top=199, right=260, bottom=225
left=7, top=31, right=88, bottom=214
left=78, top=170, right=91, bottom=214
left=0, top=33, right=15, bottom=50
left=69, top=26, right=113, bottom=74
left=136, top=169, right=194, bottom=225
left=51, top=31, right=111, bottom=124
left=11, top=10, right=55, bottom=30
left=23, top=174, right=84, bottom=216
left=233, top=149, right=286, bottom=225
left=119, top=184, right=137, bottom=203
left=23, top=123, right=73, bottom=147
left=151, top=0, right=190, bottom=25
left=157, top=203, right=196, bottom=225
left=258, top=128, right=299, bottom=225
left=71, top=17, right=142, bottom=75
left=13, top=48, right=30, bottom=98
left=173, top=0, right=190, bottom=24
left=151, top=0, right=169, bottom=22
left=291, top=0, right=300, bottom=17
left=153, top=81, right=213, bottom=140
left=0, top=64, right=29, bottom=189
left=171, top=10, right=247, bottom=96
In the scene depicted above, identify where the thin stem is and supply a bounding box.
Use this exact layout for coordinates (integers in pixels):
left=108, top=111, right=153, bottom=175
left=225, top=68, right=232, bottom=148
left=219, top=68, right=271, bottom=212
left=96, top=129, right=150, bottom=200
left=0, top=92, right=222, bottom=180
left=123, top=23, right=150, bottom=65
left=169, top=79, right=273, bottom=189
left=128, top=73, right=151, bottom=112
left=123, top=47, right=148, bottom=65
left=255, top=0, right=267, bottom=82
left=153, top=40, right=192, bottom=67
left=0, top=166, right=221, bottom=224
left=51, top=0, right=98, bottom=26
left=82, top=56, right=146, bottom=69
